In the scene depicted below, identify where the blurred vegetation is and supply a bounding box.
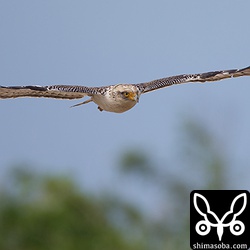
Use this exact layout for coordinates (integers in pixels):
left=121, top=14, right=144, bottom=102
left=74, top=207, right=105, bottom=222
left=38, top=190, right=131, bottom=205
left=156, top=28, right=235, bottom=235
left=0, top=120, right=228, bottom=250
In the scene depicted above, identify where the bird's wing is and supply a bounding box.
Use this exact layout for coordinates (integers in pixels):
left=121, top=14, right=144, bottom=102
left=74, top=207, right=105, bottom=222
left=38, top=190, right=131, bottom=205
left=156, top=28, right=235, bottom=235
left=0, top=85, right=104, bottom=99
left=137, top=66, right=250, bottom=94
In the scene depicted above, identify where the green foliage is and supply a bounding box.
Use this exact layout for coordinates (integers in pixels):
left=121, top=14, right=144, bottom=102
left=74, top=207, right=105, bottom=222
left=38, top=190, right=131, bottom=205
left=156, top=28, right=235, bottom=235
left=0, top=119, right=228, bottom=250
left=0, top=170, right=142, bottom=250
left=117, top=119, right=228, bottom=249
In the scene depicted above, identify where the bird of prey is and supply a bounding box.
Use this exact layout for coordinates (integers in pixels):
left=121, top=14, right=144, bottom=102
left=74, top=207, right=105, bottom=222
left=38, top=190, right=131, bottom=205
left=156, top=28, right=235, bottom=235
left=0, top=66, right=250, bottom=113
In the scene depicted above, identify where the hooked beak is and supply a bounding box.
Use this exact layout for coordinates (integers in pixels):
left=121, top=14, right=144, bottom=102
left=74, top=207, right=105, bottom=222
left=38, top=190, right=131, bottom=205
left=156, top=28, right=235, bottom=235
left=128, top=92, right=139, bottom=103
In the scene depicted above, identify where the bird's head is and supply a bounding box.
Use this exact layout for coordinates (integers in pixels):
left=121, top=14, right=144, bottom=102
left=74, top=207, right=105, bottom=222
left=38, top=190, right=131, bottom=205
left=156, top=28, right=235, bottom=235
left=112, top=84, right=140, bottom=103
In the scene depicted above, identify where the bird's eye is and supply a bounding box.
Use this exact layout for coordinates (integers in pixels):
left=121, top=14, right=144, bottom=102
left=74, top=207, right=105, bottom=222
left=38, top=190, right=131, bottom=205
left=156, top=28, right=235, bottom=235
left=122, top=91, right=129, bottom=97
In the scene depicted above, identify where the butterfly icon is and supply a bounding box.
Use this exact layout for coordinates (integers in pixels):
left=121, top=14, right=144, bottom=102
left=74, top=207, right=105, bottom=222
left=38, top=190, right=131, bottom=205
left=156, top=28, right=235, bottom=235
left=193, top=193, right=247, bottom=241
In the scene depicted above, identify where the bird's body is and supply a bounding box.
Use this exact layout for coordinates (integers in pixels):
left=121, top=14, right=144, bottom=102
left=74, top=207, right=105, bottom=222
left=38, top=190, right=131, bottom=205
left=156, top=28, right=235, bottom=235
left=1, top=66, right=250, bottom=113
left=91, top=84, right=140, bottom=113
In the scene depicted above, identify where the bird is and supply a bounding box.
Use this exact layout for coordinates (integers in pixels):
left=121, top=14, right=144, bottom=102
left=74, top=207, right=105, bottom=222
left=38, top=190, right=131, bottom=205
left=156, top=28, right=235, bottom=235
left=0, top=66, right=250, bottom=113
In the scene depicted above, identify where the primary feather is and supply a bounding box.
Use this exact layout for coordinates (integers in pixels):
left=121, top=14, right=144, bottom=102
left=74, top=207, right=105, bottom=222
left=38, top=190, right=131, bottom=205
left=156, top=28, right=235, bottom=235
left=1, top=66, right=249, bottom=113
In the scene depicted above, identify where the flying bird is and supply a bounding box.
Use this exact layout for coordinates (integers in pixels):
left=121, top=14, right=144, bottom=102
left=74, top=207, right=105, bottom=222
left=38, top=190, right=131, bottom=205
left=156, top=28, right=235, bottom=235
left=0, top=66, right=250, bottom=113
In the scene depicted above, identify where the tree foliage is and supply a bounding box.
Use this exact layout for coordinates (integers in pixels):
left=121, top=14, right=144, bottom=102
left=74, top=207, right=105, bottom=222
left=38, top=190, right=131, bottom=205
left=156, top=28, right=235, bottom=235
left=0, top=120, right=228, bottom=250
left=0, top=170, right=143, bottom=250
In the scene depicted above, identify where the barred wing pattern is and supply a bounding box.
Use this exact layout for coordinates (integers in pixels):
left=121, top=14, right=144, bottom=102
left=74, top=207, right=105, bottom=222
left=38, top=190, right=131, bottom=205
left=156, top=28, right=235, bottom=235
left=137, top=66, right=250, bottom=93
left=0, top=85, right=105, bottom=99
left=0, top=66, right=249, bottom=111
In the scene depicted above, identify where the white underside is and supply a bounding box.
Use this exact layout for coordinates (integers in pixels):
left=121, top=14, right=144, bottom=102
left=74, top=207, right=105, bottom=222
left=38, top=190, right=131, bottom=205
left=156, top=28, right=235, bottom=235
left=92, top=94, right=137, bottom=113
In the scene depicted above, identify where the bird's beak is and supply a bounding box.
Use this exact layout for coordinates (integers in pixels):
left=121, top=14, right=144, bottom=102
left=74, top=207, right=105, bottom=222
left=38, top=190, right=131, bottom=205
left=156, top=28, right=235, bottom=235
left=128, top=92, right=139, bottom=102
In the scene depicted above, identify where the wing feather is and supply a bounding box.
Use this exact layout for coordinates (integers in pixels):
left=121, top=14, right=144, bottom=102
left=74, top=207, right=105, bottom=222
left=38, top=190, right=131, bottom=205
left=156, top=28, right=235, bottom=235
left=0, top=85, right=102, bottom=99
left=1, top=66, right=250, bottom=100
left=137, top=66, right=250, bottom=93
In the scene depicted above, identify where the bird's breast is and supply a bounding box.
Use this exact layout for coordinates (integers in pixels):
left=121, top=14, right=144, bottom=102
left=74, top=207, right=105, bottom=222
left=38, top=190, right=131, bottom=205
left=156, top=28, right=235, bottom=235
left=92, top=94, right=137, bottom=113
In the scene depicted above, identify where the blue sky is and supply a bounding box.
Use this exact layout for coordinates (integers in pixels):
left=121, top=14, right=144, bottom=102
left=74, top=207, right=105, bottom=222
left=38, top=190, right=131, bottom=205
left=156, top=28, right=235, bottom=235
left=0, top=1, right=250, bottom=208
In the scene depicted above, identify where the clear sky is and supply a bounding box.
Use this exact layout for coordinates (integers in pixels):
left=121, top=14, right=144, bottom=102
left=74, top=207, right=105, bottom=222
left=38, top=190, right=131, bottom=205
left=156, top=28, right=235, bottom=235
left=0, top=0, right=249, bottom=206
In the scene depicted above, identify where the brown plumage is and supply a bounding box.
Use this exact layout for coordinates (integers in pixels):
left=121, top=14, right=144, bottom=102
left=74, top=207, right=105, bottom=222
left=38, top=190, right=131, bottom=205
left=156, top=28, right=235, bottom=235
left=1, top=66, right=249, bottom=113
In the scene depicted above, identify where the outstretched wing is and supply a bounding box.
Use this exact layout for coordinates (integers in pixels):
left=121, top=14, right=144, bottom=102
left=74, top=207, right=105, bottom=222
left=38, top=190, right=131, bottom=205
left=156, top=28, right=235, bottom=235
left=137, top=66, right=250, bottom=93
left=0, top=85, right=103, bottom=99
